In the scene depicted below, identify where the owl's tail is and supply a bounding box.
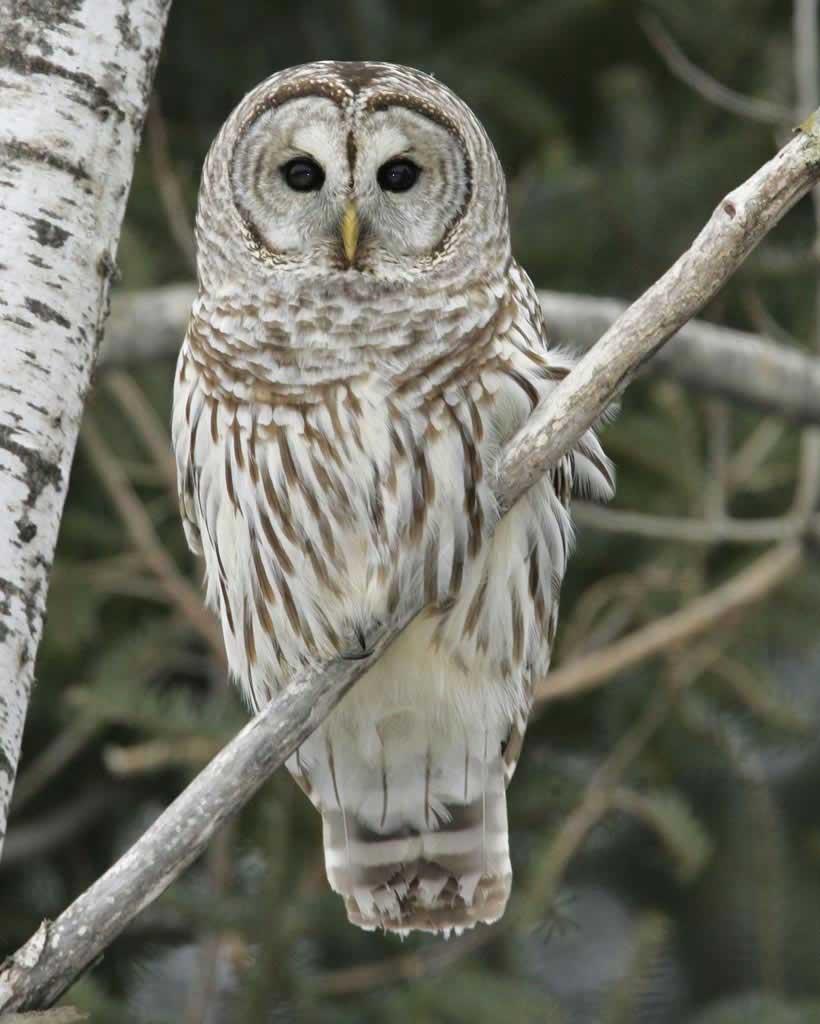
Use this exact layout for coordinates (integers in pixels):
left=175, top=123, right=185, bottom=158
left=317, top=735, right=512, bottom=936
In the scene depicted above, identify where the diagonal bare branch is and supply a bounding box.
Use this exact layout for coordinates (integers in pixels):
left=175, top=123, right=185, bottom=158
left=538, top=291, right=820, bottom=426
left=2, top=105, right=820, bottom=1016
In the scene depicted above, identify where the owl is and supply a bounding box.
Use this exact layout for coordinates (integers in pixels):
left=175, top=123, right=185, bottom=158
left=173, top=61, right=613, bottom=936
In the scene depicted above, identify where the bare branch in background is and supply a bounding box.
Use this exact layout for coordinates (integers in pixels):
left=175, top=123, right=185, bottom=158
left=80, top=417, right=224, bottom=661
left=146, top=94, right=197, bottom=272
left=10, top=720, right=100, bottom=816
left=0, top=790, right=117, bottom=871
left=0, top=0, right=172, bottom=865
left=102, top=283, right=820, bottom=427
left=535, top=542, right=802, bottom=703
left=1, top=111, right=819, bottom=1014
left=703, top=399, right=731, bottom=520
left=0, top=1009, right=88, bottom=1023
left=538, top=291, right=820, bottom=426
left=572, top=503, right=804, bottom=545
left=640, top=12, right=794, bottom=126
left=104, top=371, right=179, bottom=494
left=792, top=0, right=820, bottom=517
left=103, top=283, right=197, bottom=365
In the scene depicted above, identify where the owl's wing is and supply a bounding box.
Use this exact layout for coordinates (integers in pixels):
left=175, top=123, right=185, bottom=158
left=172, top=340, right=204, bottom=556
left=493, top=265, right=615, bottom=785
left=506, top=262, right=615, bottom=504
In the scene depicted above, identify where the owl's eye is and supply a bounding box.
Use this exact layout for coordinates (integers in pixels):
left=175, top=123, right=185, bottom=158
left=281, top=157, right=325, bottom=192
left=377, top=158, right=420, bottom=193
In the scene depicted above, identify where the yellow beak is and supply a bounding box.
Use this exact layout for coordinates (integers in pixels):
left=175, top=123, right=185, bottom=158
left=340, top=200, right=359, bottom=265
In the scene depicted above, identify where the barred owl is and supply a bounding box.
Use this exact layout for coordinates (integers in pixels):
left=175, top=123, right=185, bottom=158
left=173, top=61, right=613, bottom=935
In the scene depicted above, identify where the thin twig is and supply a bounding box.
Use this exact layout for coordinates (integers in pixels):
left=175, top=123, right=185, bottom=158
left=727, top=418, right=786, bottom=492
left=2, top=106, right=820, bottom=1016
left=792, top=0, right=820, bottom=518
left=1, top=790, right=117, bottom=870
left=513, top=694, right=671, bottom=924
left=640, top=12, right=793, bottom=125
left=573, top=503, right=803, bottom=544
left=11, top=719, right=100, bottom=814
left=0, top=1010, right=88, bottom=1023
left=146, top=94, right=197, bottom=272
left=103, top=283, right=820, bottom=427
left=704, top=399, right=731, bottom=520
left=557, top=563, right=677, bottom=662
left=80, top=416, right=224, bottom=661
left=105, top=371, right=178, bottom=494
left=741, top=288, right=801, bottom=348
left=103, top=737, right=221, bottom=777
left=536, top=542, right=802, bottom=703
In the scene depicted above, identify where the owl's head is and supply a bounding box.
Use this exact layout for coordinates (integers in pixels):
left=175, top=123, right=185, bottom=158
left=198, top=62, right=509, bottom=283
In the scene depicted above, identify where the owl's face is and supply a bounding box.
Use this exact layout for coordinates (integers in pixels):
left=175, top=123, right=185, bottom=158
left=208, top=62, right=508, bottom=281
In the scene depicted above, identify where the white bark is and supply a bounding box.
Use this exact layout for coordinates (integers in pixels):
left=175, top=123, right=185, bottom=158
left=0, top=0, right=171, bottom=857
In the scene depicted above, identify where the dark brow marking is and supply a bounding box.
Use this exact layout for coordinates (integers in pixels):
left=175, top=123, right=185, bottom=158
left=232, top=81, right=352, bottom=256
left=363, top=93, right=473, bottom=255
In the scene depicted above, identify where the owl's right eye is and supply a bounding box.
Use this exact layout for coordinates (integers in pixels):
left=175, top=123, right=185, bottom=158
left=281, top=158, right=325, bottom=192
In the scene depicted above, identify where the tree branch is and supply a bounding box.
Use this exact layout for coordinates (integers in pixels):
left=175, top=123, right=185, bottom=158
left=535, top=541, right=802, bottom=703
left=791, top=0, right=820, bottom=518
left=0, top=0, right=171, bottom=863
left=496, top=118, right=820, bottom=504
left=0, top=1010, right=87, bottom=1024
left=101, top=284, right=820, bottom=426
left=80, top=416, right=224, bottom=660
left=572, top=503, right=804, bottom=545
left=2, top=103, right=819, bottom=1015
left=640, top=12, right=793, bottom=125
left=539, top=290, right=820, bottom=425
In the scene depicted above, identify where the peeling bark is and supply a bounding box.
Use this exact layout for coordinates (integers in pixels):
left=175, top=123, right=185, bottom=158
left=0, top=0, right=172, bottom=858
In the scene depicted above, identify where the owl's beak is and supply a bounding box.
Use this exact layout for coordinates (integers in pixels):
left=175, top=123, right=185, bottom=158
left=340, top=200, right=360, bottom=266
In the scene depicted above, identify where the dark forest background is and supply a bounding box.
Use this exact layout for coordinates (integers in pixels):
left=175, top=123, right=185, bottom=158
left=5, top=1, right=820, bottom=1021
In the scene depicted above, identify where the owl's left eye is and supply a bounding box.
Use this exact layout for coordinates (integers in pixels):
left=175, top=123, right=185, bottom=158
left=377, top=158, right=420, bottom=193
left=281, top=157, right=325, bottom=192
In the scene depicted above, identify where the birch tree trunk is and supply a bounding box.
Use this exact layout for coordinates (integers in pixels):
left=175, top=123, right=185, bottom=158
left=0, top=0, right=172, bottom=859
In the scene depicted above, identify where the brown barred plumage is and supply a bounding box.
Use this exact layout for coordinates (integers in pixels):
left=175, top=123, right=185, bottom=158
left=173, top=61, right=614, bottom=936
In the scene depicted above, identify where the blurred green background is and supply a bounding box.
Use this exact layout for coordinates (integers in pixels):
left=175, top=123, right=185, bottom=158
left=5, top=0, right=820, bottom=1021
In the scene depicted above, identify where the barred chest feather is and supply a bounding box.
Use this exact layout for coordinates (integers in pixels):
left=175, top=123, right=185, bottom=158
left=172, top=264, right=614, bottom=932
